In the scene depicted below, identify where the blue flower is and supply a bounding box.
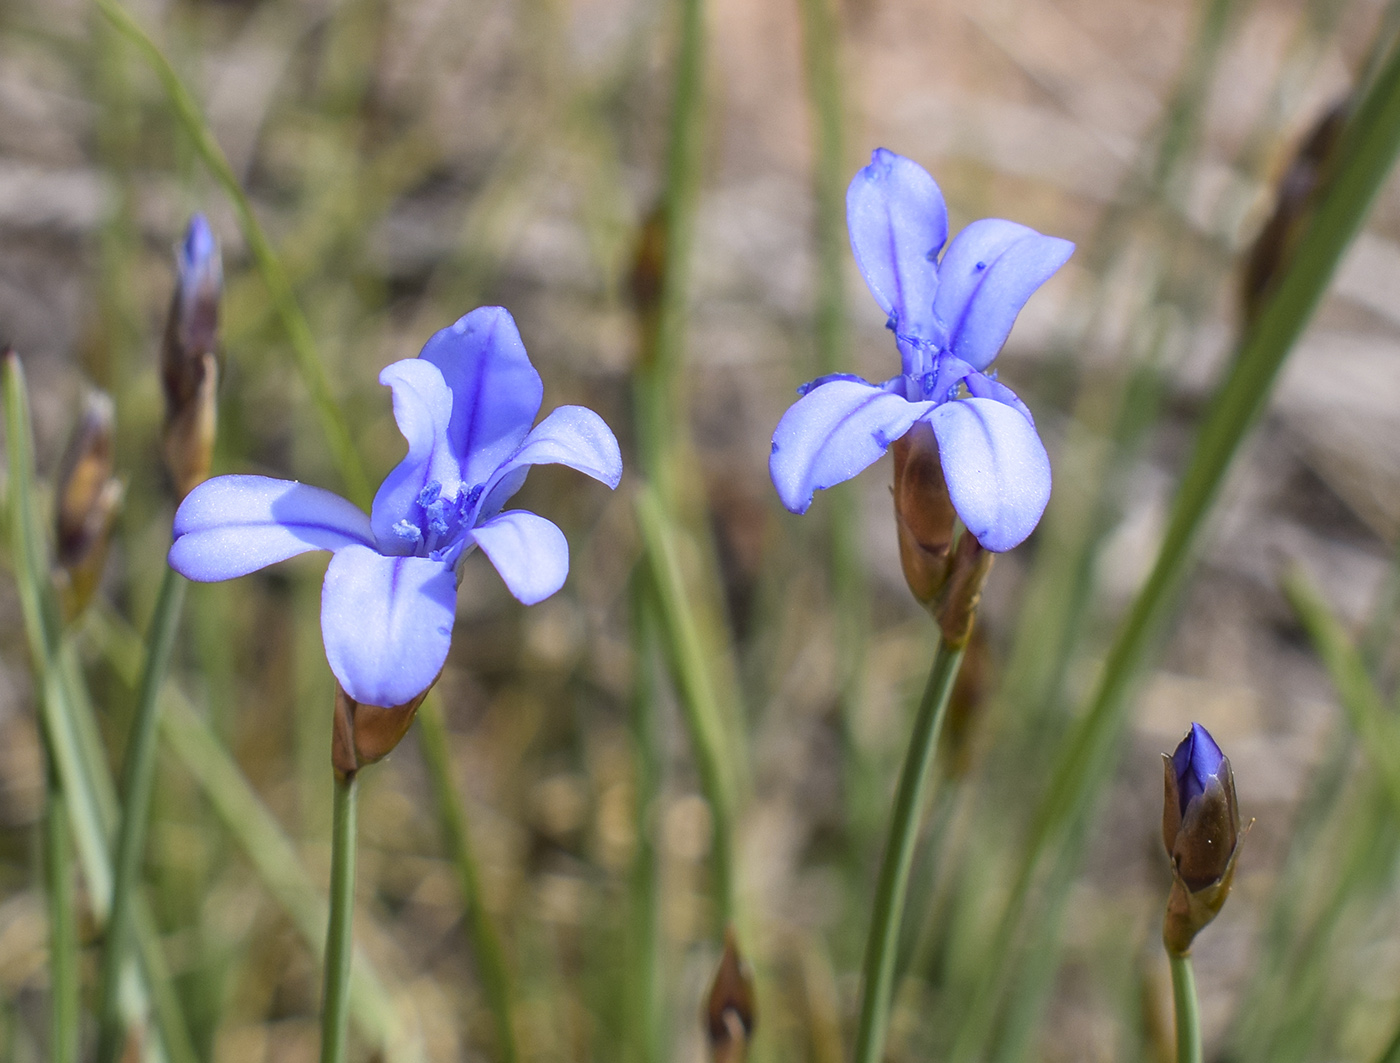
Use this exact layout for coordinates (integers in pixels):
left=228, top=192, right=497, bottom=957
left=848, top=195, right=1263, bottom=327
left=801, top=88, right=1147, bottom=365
left=1168, top=721, right=1228, bottom=819
left=769, top=149, right=1073, bottom=552
left=168, top=306, right=622, bottom=708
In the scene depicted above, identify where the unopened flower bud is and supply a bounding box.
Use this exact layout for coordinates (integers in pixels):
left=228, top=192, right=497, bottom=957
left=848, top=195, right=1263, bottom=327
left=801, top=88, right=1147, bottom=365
left=330, top=681, right=434, bottom=780
left=891, top=422, right=957, bottom=607
left=1162, top=723, right=1245, bottom=955
left=54, top=390, right=123, bottom=620
left=705, top=926, right=756, bottom=1063
left=162, top=214, right=222, bottom=501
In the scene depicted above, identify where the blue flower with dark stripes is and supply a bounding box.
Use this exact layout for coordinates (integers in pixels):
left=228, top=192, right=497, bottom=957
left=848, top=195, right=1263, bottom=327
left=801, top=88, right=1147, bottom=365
left=169, top=307, right=622, bottom=707
left=769, top=149, right=1073, bottom=551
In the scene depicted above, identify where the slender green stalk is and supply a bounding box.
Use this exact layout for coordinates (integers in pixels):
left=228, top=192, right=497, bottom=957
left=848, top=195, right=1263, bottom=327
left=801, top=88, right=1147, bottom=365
left=96, top=564, right=187, bottom=1063
left=950, top=36, right=1400, bottom=1062
left=91, top=0, right=372, bottom=507
left=1169, top=952, right=1202, bottom=1063
left=635, top=487, right=737, bottom=921
left=852, top=638, right=966, bottom=1063
left=42, top=748, right=78, bottom=1063
left=320, top=772, right=359, bottom=1063
left=417, top=696, right=520, bottom=1063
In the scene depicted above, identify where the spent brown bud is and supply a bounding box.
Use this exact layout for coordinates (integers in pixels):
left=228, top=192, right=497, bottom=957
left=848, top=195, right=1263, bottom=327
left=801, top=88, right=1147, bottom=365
left=891, top=422, right=957, bottom=607
left=162, top=215, right=222, bottom=501
left=1241, top=98, right=1349, bottom=324
left=54, top=390, right=123, bottom=619
left=705, top=926, right=756, bottom=1063
left=331, top=681, right=434, bottom=780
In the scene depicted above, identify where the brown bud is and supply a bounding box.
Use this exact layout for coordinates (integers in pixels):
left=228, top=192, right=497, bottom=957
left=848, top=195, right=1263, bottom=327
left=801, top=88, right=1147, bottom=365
left=54, top=390, right=123, bottom=620
left=331, top=681, right=433, bottom=780
left=162, top=215, right=222, bottom=501
left=937, top=529, right=994, bottom=649
left=1241, top=98, right=1350, bottom=324
left=630, top=203, right=668, bottom=365
left=705, top=926, right=756, bottom=1063
left=891, top=422, right=958, bottom=607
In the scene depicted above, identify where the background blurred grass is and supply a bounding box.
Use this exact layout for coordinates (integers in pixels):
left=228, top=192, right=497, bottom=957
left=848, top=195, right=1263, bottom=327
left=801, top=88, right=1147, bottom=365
left=5, top=0, right=1400, bottom=1059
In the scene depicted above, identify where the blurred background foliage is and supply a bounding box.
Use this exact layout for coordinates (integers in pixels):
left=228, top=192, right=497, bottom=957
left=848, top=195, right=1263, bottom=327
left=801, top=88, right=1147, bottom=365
left=4, top=0, right=1400, bottom=1059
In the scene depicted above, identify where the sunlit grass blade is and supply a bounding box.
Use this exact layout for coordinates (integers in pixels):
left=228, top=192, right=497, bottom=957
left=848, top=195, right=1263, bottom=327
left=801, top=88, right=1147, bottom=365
left=3, top=353, right=197, bottom=1063
left=91, top=0, right=372, bottom=507
left=635, top=485, right=739, bottom=922
left=950, top=32, right=1400, bottom=1063
left=95, top=565, right=187, bottom=1063
left=1282, top=564, right=1400, bottom=812
left=41, top=750, right=78, bottom=1063
left=417, top=695, right=521, bottom=1063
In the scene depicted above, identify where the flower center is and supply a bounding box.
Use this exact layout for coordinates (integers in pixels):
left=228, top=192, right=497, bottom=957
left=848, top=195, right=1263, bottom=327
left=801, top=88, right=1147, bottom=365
left=390, top=479, right=483, bottom=562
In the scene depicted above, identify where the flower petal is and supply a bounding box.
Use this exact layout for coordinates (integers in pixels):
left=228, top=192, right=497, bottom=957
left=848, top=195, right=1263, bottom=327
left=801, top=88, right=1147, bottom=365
left=479, top=404, right=623, bottom=514
left=169, top=475, right=373, bottom=581
left=418, top=306, right=543, bottom=486
left=770, top=378, right=934, bottom=514
left=964, top=370, right=1035, bottom=426
left=321, top=545, right=458, bottom=707
left=927, top=397, right=1051, bottom=552
left=469, top=510, right=570, bottom=605
left=370, top=359, right=463, bottom=554
left=847, top=149, right=946, bottom=352
left=933, top=219, right=1074, bottom=371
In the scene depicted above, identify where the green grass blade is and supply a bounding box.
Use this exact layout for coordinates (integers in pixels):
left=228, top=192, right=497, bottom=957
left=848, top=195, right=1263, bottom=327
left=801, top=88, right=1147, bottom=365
left=417, top=695, right=521, bottom=1063
left=96, top=566, right=187, bottom=1063
left=635, top=485, right=739, bottom=922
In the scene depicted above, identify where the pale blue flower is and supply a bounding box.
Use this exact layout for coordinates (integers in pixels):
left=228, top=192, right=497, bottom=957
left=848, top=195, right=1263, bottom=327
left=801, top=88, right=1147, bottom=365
left=769, top=149, right=1073, bottom=551
left=169, top=306, right=622, bottom=707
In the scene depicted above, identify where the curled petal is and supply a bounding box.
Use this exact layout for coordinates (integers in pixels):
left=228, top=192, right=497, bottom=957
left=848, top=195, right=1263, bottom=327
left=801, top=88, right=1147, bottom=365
left=847, top=149, right=947, bottom=351
left=169, top=475, right=373, bottom=581
left=418, top=307, right=543, bottom=485
left=321, top=545, right=458, bottom=708
left=927, top=397, right=1051, bottom=552
left=371, top=359, right=463, bottom=553
left=470, top=510, right=570, bottom=605
left=492, top=405, right=623, bottom=491
left=770, top=378, right=934, bottom=514
left=934, top=219, right=1074, bottom=371
left=472, top=404, right=622, bottom=523
left=964, top=371, right=1035, bottom=426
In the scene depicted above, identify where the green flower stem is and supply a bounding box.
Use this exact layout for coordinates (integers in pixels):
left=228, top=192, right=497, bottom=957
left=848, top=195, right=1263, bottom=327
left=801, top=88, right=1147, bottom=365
left=320, top=771, right=359, bottom=1063
left=950, top=36, right=1400, bottom=1063
left=417, top=696, right=520, bottom=1063
left=91, top=0, right=372, bottom=507
left=96, top=564, right=187, bottom=1063
left=42, top=748, right=78, bottom=1063
left=852, top=637, right=966, bottom=1063
left=1169, top=952, right=1203, bottom=1063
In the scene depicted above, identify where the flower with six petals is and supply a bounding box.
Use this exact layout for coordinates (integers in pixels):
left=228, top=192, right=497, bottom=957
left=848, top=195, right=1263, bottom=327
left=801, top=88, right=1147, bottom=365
left=769, top=148, right=1073, bottom=552
left=169, top=306, right=622, bottom=709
